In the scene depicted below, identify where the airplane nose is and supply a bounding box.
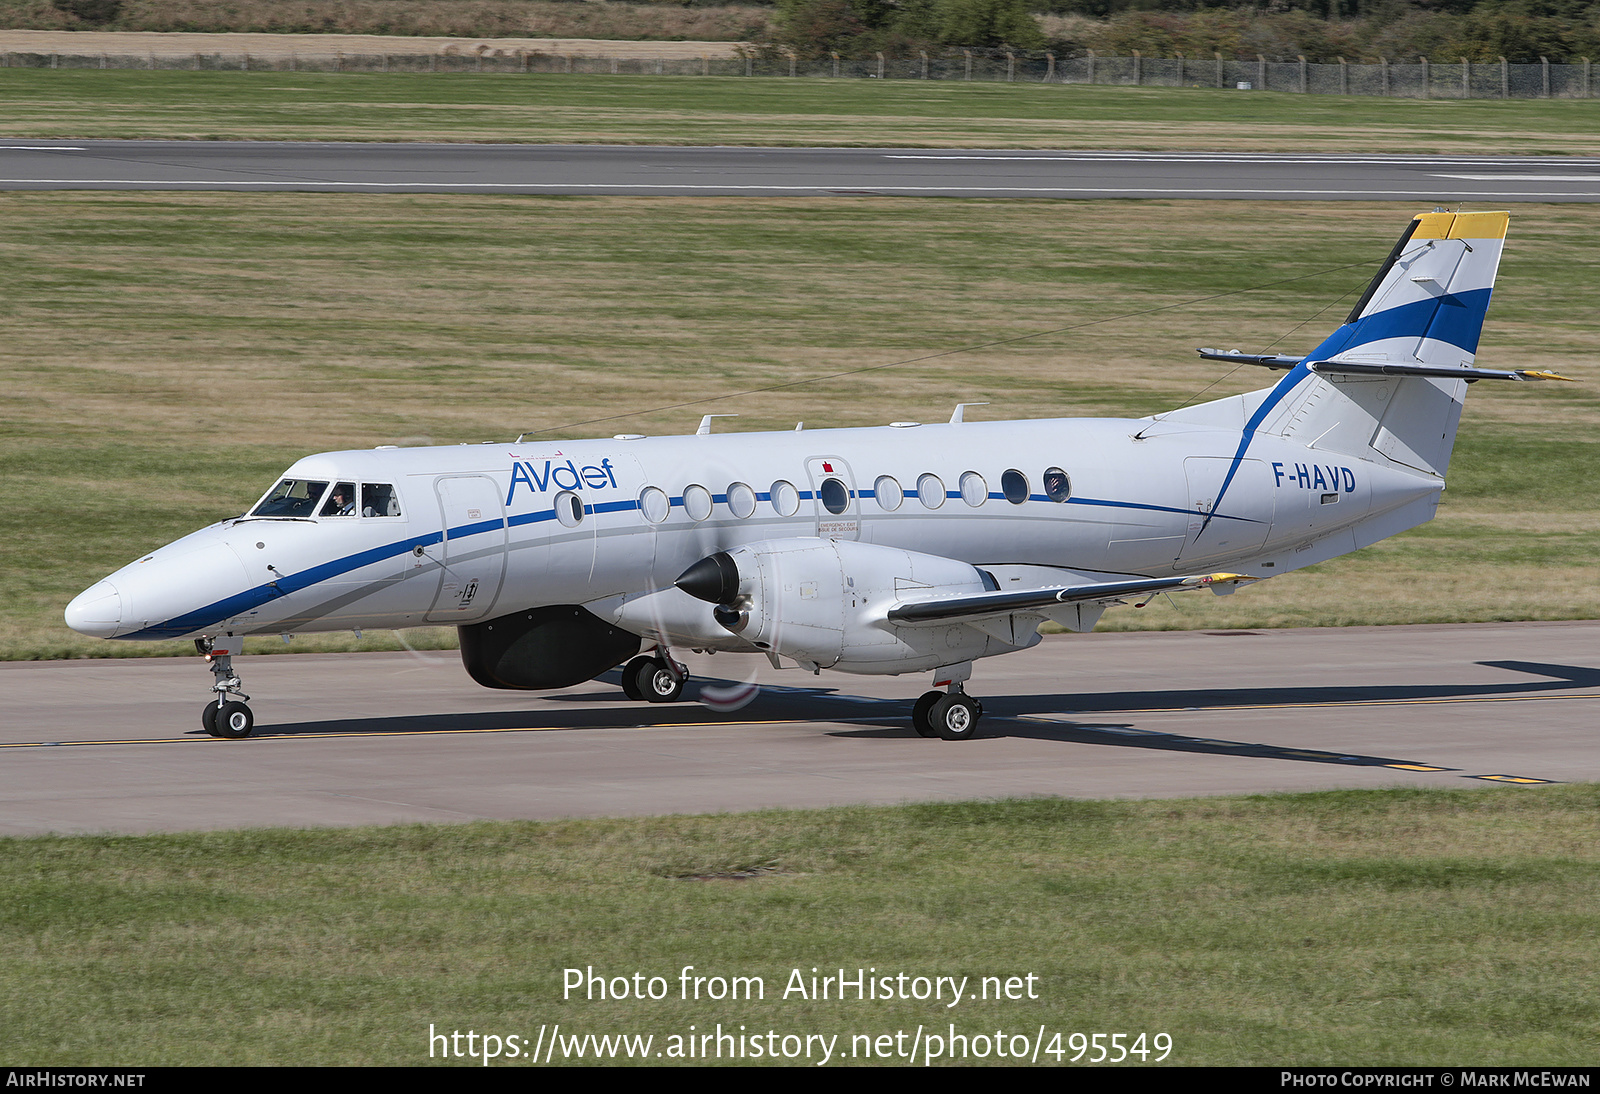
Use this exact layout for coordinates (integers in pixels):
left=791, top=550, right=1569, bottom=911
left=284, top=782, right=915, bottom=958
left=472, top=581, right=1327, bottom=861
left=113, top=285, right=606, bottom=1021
left=65, top=580, right=124, bottom=638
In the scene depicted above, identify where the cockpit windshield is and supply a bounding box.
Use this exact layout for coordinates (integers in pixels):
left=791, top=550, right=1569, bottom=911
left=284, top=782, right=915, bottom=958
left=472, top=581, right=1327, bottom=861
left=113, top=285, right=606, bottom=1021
left=250, top=479, right=329, bottom=518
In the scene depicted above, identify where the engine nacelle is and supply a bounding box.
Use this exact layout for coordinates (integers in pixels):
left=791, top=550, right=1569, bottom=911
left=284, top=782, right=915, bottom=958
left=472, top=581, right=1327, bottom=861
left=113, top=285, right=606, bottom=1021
left=459, top=605, right=641, bottom=690
left=676, top=539, right=1040, bottom=675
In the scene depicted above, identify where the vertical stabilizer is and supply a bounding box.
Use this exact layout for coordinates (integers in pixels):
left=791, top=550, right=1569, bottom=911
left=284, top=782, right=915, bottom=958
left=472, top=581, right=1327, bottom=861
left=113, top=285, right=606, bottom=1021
left=1257, top=210, right=1510, bottom=478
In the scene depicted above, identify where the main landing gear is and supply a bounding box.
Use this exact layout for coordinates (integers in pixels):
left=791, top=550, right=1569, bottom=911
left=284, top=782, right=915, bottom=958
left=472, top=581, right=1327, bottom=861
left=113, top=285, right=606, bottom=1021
left=911, top=682, right=984, bottom=741
left=619, top=651, right=687, bottom=704
left=197, top=636, right=255, bottom=738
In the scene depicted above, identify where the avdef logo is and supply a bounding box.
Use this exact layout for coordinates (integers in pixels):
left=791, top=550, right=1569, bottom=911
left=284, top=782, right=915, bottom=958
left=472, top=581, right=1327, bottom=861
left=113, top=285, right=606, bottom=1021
left=508, top=458, right=619, bottom=505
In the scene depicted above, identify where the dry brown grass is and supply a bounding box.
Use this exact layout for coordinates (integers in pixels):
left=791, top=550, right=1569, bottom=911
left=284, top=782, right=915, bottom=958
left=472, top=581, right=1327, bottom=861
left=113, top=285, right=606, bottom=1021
left=0, top=2, right=771, bottom=43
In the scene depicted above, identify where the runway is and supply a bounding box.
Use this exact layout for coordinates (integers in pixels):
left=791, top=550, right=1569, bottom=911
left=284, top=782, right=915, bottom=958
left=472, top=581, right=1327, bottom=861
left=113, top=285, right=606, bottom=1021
left=4, top=142, right=1600, bottom=200
left=3, top=621, right=1596, bottom=835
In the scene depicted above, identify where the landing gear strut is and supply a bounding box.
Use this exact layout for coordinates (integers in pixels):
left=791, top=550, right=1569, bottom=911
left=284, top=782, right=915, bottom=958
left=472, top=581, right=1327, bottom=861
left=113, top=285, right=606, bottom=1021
left=620, top=651, right=686, bottom=703
left=197, top=636, right=254, bottom=738
left=911, top=680, right=984, bottom=741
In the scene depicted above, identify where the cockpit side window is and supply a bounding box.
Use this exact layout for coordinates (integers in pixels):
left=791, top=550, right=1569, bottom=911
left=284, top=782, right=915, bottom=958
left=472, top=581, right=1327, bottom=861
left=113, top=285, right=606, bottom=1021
left=251, top=479, right=328, bottom=518
left=362, top=483, right=402, bottom=518
left=319, top=482, right=358, bottom=517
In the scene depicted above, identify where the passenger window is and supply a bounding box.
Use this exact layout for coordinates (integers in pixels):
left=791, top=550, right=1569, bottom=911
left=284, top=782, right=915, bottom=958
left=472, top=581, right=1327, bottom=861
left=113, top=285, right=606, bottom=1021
left=1043, top=467, right=1071, bottom=502
left=639, top=486, right=670, bottom=524
left=683, top=484, right=713, bottom=522
left=959, top=471, right=987, bottom=507
left=819, top=478, right=850, bottom=515
left=320, top=482, right=358, bottom=517
left=554, top=491, right=584, bottom=527
left=917, top=473, right=945, bottom=509
left=727, top=482, right=756, bottom=519
left=361, top=483, right=402, bottom=517
left=1001, top=469, right=1028, bottom=505
left=770, top=480, right=800, bottom=517
left=874, top=475, right=903, bottom=511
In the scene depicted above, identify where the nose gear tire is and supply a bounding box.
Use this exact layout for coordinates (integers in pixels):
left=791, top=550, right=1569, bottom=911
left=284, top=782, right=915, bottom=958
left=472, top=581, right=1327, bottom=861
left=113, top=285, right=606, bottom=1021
left=212, top=700, right=255, bottom=739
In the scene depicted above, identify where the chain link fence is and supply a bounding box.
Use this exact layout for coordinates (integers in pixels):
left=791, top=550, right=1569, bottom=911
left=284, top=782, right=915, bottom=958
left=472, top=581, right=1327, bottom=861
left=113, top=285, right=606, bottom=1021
left=2, top=47, right=1594, bottom=97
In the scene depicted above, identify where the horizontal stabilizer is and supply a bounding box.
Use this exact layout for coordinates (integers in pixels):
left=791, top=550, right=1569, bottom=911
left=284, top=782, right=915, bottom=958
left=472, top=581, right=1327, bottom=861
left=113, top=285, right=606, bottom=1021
left=1197, top=348, right=1305, bottom=370
left=1197, top=349, right=1574, bottom=384
left=888, top=572, right=1256, bottom=626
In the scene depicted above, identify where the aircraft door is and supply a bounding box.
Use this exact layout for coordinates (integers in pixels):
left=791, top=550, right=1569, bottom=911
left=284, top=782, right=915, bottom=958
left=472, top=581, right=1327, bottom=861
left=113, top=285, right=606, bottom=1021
left=804, top=456, right=860, bottom=541
left=426, top=474, right=508, bottom=623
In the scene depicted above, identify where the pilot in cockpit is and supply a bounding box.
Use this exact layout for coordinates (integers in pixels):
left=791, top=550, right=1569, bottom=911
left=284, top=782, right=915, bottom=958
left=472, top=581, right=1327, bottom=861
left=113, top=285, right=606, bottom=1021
left=321, top=483, right=357, bottom=517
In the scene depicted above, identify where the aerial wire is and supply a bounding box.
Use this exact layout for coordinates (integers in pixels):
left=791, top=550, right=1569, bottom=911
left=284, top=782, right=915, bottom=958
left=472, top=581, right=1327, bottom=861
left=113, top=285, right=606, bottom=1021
left=518, top=257, right=1380, bottom=438
left=1145, top=281, right=1366, bottom=425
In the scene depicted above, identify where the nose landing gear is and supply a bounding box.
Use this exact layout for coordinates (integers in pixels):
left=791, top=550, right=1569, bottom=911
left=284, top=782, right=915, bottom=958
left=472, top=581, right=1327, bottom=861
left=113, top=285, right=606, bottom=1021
left=197, top=636, right=254, bottom=738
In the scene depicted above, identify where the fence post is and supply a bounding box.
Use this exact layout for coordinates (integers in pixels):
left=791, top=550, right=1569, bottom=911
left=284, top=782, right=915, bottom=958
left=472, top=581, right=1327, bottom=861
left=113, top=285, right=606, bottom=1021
left=612, top=57, right=619, bottom=75
left=1462, top=57, right=1469, bottom=98
left=1258, top=54, right=1266, bottom=91
left=1006, top=52, right=1015, bottom=82
left=1585, top=57, right=1592, bottom=98
left=702, top=55, right=709, bottom=76
left=1420, top=56, right=1428, bottom=98
left=1541, top=56, right=1549, bottom=97
left=476, top=52, right=483, bottom=72
left=1175, top=52, right=1183, bottom=85
left=290, top=52, right=296, bottom=72
left=745, top=54, right=752, bottom=77
left=920, top=50, right=928, bottom=79
left=659, top=57, right=666, bottom=75
left=1338, top=56, right=1347, bottom=95
left=1381, top=56, right=1389, bottom=96
left=1499, top=56, right=1507, bottom=98
left=1215, top=51, right=1222, bottom=89
left=788, top=53, right=795, bottom=77
left=520, top=51, right=529, bottom=73
left=964, top=49, right=972, bottom=81
left=565, top=55, right=574, bottom=74
left=877, top=52, right=884, bottom=80
left=99, top=52, right=106, bottom=70
left=1087, top=50, right=1095, bottom=85
left=1132, top=50, right=1140, bottom=85
left=243, top=52, right=250, bottom=72
left=1299, top=55, right=1307, bottom=92
left=831, top=52, right=840, bottom=78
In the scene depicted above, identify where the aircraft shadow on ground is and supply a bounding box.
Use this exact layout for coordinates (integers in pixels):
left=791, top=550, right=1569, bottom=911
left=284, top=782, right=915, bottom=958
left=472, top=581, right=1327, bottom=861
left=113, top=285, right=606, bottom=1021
left=244, top=660, right=1595, bottom=771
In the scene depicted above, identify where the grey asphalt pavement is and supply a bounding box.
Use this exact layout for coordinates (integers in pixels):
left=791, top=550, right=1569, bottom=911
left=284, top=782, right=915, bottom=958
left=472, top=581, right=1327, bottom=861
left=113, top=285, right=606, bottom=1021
left=3, top=142, right=1600, bottom=200
left=3, top=621, right=1595, bottom=835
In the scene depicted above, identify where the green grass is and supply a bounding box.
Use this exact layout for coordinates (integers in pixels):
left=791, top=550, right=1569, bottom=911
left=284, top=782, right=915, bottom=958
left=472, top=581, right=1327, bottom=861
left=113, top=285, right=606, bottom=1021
left=2, top=786, right=1595, bottom=1065
left=3, top=68, right=1600, bottom=152
left=3, top=194, right=1597, bottom=658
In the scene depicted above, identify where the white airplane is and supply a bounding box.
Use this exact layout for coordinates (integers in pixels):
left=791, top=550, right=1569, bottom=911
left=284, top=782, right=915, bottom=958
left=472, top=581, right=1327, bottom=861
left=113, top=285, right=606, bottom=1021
left=65, top=209, right=1569, bottom=740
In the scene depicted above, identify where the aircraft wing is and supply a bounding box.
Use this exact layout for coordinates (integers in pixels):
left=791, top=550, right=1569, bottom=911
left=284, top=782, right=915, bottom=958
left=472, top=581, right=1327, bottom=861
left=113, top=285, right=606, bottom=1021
left=887, top=572, right=1257, bottom=626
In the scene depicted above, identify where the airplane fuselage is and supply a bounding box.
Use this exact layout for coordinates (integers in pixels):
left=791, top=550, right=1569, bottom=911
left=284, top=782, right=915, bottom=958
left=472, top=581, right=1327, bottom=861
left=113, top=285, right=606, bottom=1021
left=67, top=414, right=1441, bottom=650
